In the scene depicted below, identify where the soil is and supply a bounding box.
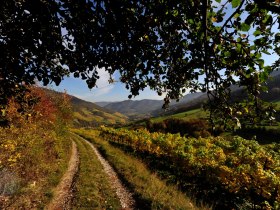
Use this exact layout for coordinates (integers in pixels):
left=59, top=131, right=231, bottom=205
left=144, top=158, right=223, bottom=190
left=84, top=139, right=135, bottom=210
left=47, top=136, right=135, bottom=210
left=45, top=141, right=79, bottom=210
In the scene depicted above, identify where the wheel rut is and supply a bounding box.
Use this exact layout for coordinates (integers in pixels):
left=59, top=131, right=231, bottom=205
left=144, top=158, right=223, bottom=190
left=83, top=139, right=135, bottom=210
left=47, top=135, right=135, bottom=210
left=45, top=141, right=79, bottom=210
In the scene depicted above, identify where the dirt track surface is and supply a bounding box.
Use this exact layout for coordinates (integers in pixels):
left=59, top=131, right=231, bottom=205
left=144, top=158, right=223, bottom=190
left=84, top=139, right=135, bottom=210
left=45, top=141, right=79, bottom=210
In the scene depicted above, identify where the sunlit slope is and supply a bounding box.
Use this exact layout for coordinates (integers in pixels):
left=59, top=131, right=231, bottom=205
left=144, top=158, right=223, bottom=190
left=152, top=108, right=207, bottom=123
left=70, top=96, right=128, bottom=127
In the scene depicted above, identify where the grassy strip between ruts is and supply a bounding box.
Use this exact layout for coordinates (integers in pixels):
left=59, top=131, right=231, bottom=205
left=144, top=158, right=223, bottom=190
left=74, top=129, right=205, bottom=210
left=71, top=133, right=121, bottom=209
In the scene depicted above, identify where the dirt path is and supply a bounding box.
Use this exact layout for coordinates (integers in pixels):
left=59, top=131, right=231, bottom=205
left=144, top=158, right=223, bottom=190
left=45, top=141, right=79, bottom=210
left=84, top=139, right=135, bottom=210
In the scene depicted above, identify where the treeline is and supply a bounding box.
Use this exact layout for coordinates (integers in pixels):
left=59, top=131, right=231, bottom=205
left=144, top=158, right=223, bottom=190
left=144, top=117, right=280, bottom=144
left=145, top=118, right=213, bottom=138
left=235, top=126, right=280, bottom=144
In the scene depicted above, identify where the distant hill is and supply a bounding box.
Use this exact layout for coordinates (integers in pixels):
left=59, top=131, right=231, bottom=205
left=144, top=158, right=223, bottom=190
left=43, top=88, right=128, bottom=127
left=100, top=92, right=205, bottom=118
left=95, top=101, right=113, bottom=107
left=260, top=71, right=280, bottom=102
left=156, top=71, right=280, bottom=116
left=174, top=92, right=205, bottom=104
left=103, top=99, right=163, bottom=119
left=153, top=92, right=206, bottom=116
left=228, top=71, right=280, bottom=103
left=93, top=71, right=280, bottom=120
left=70, top=96, right=128, bottom=127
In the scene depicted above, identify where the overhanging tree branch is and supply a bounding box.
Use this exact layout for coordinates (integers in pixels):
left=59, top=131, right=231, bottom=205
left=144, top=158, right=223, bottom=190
left=254, top=0, right=280, bottom=14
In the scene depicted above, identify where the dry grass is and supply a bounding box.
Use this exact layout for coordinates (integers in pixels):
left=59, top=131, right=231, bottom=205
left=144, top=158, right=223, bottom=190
left=72, top=133, right=121, bottom=209
left=75, top=129, right=208, bottom=210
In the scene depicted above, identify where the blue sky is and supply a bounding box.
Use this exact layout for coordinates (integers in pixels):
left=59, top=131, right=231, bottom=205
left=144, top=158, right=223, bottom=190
left=53, top=68, right=165, bottom=102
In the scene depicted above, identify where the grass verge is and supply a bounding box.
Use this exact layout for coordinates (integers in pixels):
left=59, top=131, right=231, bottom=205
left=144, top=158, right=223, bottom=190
left=74, top=128, right=204, bottom=210
left=71, top=133, right=121, bottom=209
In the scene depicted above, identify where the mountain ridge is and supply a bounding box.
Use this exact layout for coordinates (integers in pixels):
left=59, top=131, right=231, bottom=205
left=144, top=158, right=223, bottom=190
left=95, top=70, right=280, bottom=118
left=44, top=88, right=128, bottom=127
left=70, top=95, right=128, bottom=127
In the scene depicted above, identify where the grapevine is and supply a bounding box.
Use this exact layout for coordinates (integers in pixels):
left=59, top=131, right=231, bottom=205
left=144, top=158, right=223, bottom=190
left=100, top=126, right=280, bottom=209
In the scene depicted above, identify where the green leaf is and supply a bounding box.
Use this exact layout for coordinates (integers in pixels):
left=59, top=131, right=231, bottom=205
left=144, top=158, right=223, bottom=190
left=224, top=51, right=231, bottom=57
left=250, top=45, right=256, bottom=51
left=255, top=53, right=261, bottom=59
left=236, top=43, right=242, bottom=53
left=253, top=30, right=262, bottom=37
left=262, top=50, right=271, bottom=55
left=240, top=23, right=250, bottom=32
left=188, top=19, right=194, bottom=25
left=263, top=66, right=272, bottom=74
left=275, top=33, right=280, bottom=42
left=234, top=13, right=240, bottom=19
left=263, top=15, right=273, bottom=25
left=259, top=69, right=269, bottom=82
left=172, top=10, right=179, bottom=17
left=231, top=0, right=241, bottom=8
left=215, top=0, right=221, bottom=3
left=257, top=59, right=264, bottom=68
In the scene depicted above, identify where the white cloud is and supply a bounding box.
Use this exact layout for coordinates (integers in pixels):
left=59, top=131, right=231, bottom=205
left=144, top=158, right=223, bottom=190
left=75, top=67, right=115, bottom=101
left=93, top=67, right=115, bottom=96
left=95, top=68, right=112, bottom=87
left=68, top=67, right=115, bottom=102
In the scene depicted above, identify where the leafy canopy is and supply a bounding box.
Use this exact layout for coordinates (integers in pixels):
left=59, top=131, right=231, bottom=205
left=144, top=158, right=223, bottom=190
left=0, top=0, right=279, bottom=126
